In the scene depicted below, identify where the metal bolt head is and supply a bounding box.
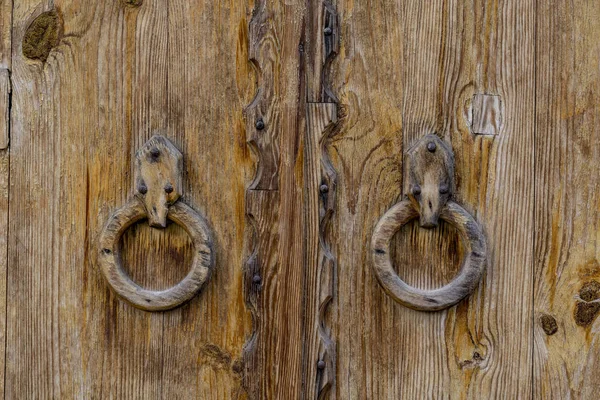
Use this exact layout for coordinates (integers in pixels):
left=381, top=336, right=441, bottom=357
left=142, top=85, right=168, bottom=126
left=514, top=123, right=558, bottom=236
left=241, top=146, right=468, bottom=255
left=253, top=274, right=262, bottom=284
left=439, top=183, right=449, bottom=194
left=165, top=183, right=174, bottom=194
left=427, top=141, right=437, bottom=152
left=412, top=185, right=421, bottom=196
left=138, top=183, right=148, bottom=195
left=317, top=360, right=326, bottom=370
left=320, top=184, right=329, bottom=194
left=255, top=118, right=265, bottom=130
left=323, top=27, right=333, bottom=36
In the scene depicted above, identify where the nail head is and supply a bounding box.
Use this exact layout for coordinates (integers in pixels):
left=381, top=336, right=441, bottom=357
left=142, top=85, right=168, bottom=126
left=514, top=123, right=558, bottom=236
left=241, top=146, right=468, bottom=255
left=317, top=360, right=326, bottom=370
left=150, top=147, right=160, bottom=157
left=255, top=118, right=265, bottom=130
left=439, top=184, right=449, bottom=194
left=320, top=184, right=329, bottom=193
left=253, top=274, right=262, bottom=284
left=412, top=185, right=421, bottom=196
left=324, top=27, right=333, bottom=36
left=427, top=142, right=437, bottom=152
left=165, top=183, right=174, bottom=193
left=138, top=184, right=148, bottom=194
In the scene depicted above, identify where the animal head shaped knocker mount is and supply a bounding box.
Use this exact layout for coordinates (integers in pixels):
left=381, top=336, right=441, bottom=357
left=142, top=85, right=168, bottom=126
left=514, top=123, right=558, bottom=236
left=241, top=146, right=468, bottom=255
left=405, top=135, right=455, bottom=228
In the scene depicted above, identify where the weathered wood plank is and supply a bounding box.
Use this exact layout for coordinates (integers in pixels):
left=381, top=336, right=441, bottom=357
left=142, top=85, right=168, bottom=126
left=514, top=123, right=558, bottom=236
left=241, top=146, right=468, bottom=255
left=0, top=0, right=11, bottom=149
left=6, top=0, right=252, bottom=397
left=0, top=70, right=9, bottom=149
left=0, top=149, right=8, bottom=398
left=534, top=1, right=600, bottom=398
left=328, top=0, right=535, bottom=398
left=304, top=102, right=338, bottom=399
left=241, top=0, right=307, bottom=397
left=0, top=0, right=11, bottom=69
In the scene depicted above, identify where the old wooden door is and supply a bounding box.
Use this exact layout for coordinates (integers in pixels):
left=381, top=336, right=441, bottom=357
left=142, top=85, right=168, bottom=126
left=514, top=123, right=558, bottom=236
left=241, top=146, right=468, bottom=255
left=1, top=0, right=599, bottom=398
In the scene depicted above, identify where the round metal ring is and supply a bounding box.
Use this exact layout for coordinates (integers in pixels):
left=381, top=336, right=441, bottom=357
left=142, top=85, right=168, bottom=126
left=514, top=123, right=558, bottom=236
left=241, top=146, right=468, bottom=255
left=98, top=198, right=214, bottom=311
left=371, top=200, right=486, bottom=311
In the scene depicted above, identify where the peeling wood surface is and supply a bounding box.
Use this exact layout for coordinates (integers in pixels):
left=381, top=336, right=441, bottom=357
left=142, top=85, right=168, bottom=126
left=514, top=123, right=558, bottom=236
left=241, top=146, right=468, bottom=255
left=328, top=0, right=534, bottom=398
left=534, top=1, right=600, bottom=398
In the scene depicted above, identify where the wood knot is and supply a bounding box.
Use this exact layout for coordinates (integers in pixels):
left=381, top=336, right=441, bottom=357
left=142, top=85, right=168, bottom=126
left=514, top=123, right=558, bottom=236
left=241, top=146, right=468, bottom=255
left=459, top=351, right=485, bottom=369
left=23, top=10, right=63, bottom=62
left=539, top=313, right=558, bottom=335
left=574, top=281, right=600, bottom=327
left=200, top=343, right=232, bottom=370
left=121, top=0, right=143, bottom=7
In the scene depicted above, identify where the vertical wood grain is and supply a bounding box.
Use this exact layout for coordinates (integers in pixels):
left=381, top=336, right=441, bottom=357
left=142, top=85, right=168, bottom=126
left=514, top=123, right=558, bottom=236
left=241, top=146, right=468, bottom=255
left=0, top=71, right=9, bottom=149
left=303, top=0, right=339, bottom=398
left=534, top=1, right=600, bottom=397
left=0, top=0, right=11, bottom=149
left=328, top=0, right=535, bottom=398
left=242, top=0, right=307, bottom=397
left=0, top=0, right=11, bottom=68
left=0, top=149, right=8, bottom=397
left=6, top=0, right=252, bottom=397
left=304, top=103, right=338, bottom=399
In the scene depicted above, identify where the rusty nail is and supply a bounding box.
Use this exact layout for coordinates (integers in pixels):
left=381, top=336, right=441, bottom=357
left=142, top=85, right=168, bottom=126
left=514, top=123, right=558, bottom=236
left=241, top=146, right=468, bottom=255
left=427, top=141, right=436, bottom=152
left=412, top=185, right=421, bottom=196
left=138, top=183, right=148, bottom=194
left=253, top=274, right=262, bottom=284
left=439, top=183, right=449, bottom=194
left=323, top=27, right=332, bottom=36
left=317, top=360, right=326, bottom=370
left=320, top=184, right=329, bottom=193
left=255, top=118, right=265, bottom=130
left=165, top=183, right=174, bottom=194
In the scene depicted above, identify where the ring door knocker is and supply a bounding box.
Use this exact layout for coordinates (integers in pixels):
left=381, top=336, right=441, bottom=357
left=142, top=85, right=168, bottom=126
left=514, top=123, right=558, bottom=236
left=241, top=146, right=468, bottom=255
left=98, top=135, right=214, bottom=311
left=371, top=134, right=487, bottom=311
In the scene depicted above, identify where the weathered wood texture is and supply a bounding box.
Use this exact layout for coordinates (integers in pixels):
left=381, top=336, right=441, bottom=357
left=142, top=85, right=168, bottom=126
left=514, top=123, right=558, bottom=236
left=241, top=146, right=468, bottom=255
left=304, top=102, right=338, bottom=399
left=6, top=0, right=253, bottom=397
left=0, top=0, right=10, bottom=394
left=0, top=0, right=10, bottom=69
left=534, top=2, right=600, bottom=398
left=329, top=0, right=535, bottom=398
left=241, top=0, right=310, bottom=398
left=0, top=0, right=11, bottom=149
left=0, top=70, right=9, bottom=149
left=0, top=150, right=8, bottom=397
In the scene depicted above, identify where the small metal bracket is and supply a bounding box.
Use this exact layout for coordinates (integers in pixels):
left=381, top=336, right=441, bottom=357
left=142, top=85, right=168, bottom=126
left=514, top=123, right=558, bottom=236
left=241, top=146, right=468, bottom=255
left=404, top=134, right=455, bottom=228
left=134, top=135, right=183, bottom=228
